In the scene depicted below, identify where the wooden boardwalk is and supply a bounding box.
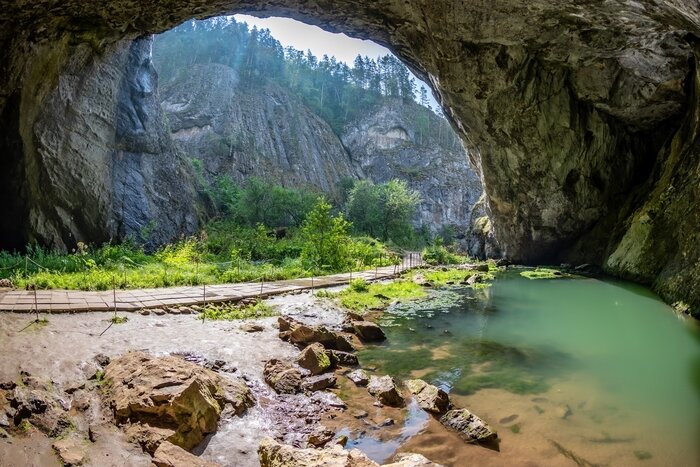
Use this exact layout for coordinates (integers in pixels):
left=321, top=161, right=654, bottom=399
left=0, top=258, right=421, bottom=313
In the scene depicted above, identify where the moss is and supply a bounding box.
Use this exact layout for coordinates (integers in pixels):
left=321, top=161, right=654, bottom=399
left=520, top=267, right=568, bottom=280
left=634, top=450, right=652, bottom=460
left=19, top=419, right=33, bottom=432
left=110, top=315, right=128, bottom=324
left=198, top=301, right=277, bottom=320
left=509, top=423, right=521, bottom=434
left=413, top=267, right=495, bottom=287
left=317, top=351, right=331, bottom=371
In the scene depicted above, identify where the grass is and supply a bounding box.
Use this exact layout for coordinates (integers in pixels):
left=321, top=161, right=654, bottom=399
left=323, top=278, right=426, bottom=312
left=520, top=267, right=567, bottom=280
left=110, top=316, right=128, bottom=324
left=414, top=266, right=495, bottom=287
left=197, top=301, right=278, bottom=320
left=0, top=226, right=399, bottom=291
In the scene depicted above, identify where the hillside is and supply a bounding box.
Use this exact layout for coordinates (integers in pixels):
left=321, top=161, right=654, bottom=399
left=154, top=17, right=491, bottom=253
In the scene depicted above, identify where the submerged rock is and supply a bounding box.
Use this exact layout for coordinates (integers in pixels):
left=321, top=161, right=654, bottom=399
left=440, top=408, right=498, bottom=446
left=297, top=343, right=331, bottom=375
left=104, top=351, right=254, bottom=451
left=367, top=376, right=404, bottom=407
left=263, top=359, right=303, bottom=395
left=405, top=379, right=451, bottom=414
left=351, top=321, right=386, bottom=342
left=346, top=369, right=370, bottom=387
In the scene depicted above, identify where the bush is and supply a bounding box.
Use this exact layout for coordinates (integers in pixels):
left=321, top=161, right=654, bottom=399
left=348, top=278, right=369, bottom=292
left=422, top=237, right=467, bottom=265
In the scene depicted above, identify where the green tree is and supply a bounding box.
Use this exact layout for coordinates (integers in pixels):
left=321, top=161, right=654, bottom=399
left=346, top=179, right=421, bottom=244
left=301, top=198, right=351, bottom=271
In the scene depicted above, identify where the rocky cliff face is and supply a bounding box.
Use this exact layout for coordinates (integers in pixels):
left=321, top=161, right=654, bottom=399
left=0, top=35, right=199, bottom=251
left=159, top=62, right=486, bottom=247
left=341, top=98, right=485, bottom=240
left=160, top=63, right=361, bottom=198
left=0, top=1, right=698, bottom=314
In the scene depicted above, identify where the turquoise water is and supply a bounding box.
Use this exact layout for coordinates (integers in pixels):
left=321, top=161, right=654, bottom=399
left=358, top=270, right=700, bottom=466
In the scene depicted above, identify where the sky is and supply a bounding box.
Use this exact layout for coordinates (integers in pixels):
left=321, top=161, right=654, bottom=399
left=234, top=14, right=439, bottom=110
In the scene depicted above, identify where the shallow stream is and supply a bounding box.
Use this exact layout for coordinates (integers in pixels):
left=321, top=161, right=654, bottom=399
left=355, top=270, right=700, bottom=466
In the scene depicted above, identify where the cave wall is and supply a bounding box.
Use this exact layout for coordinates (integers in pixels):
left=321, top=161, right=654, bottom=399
left=0, top=33, right=200, bottom=251
left=0, top=1, right=698, bottom=313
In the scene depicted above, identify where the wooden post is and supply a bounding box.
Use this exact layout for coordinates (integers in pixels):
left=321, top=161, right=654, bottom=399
left=33, top=285, right=38, bottom=321
left=112, top=276, right=117, bottom=319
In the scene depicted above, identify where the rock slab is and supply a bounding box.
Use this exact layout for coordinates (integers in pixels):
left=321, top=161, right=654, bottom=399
left=439, top=408, right=498, bottom=446
left=104, top=351, right=254, bottom=451
left=405, top=379, right=450, bottom=414
left=367, top=376, right=404, bottom=407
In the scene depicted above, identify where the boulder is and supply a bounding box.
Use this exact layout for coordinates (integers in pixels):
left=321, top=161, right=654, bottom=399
left=367, top=376, right=404, bottom=407
left=405, top=379, right=450, bottom=414
left=351, top=321, right=386, bottom=342
left=278, top=316, right=300, bottom=332
left=327, top=350, right=358, bottom=367
left=346, top=369, right=370, bottom=386
left=297, top=343, right=331, bottom=375
left=289, top=325, right=356, bottom=351
left=104, top=351, right=254, bottom=451
left=263, top=359, right=303, bottom=394
left=258, top=437, right=378, bottom=466
left=439, top=408, right=498, bottom=446
left=153, top=441, right=221, bottom=467
left=301, top=374, right=337, bottom=392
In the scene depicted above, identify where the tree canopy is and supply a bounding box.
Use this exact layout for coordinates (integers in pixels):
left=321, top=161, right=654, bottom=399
left=154, top=17, right=426, bottom=133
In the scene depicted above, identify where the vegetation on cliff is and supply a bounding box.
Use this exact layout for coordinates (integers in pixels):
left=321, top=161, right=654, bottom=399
left=154, top=16, right=426, bottom=134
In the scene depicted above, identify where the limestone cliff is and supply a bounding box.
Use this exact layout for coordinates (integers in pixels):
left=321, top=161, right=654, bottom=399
left=341, top=98, right=485, bottom=241
left=0, top=36, right=200, bottom=251
left=159, top=61, right=487, bottom=250
left=160, top=63, right=361, bottom=198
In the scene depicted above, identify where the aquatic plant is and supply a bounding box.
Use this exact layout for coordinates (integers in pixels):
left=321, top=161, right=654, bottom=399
left=520, top=267, right=568, bottom=280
